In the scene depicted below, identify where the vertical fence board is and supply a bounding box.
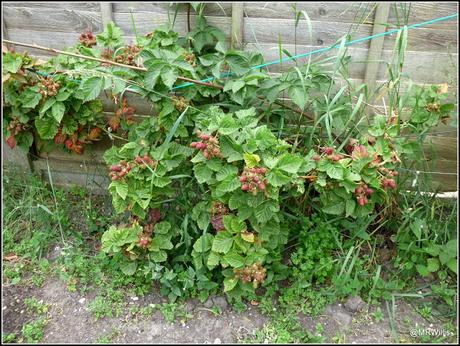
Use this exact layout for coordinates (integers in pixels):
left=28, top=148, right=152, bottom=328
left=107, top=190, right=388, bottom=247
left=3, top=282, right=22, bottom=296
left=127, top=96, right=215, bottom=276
left=364, top=3, right=391, bottom=99
left=100, top=2, right=113, bottom=26
left=231, top=3, right=244, bottom=49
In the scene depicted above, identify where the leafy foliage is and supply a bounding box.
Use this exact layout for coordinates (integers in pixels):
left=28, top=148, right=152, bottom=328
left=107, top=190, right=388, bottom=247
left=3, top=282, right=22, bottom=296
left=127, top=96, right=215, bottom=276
left=2, top=10, right=456, bottom=306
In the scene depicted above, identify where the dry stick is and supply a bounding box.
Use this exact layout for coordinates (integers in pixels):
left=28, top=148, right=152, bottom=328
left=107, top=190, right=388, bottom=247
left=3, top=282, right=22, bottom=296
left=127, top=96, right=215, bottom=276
left=2, top=39, right=222, bottom=89
left=4, top=39, right=316, bottom=120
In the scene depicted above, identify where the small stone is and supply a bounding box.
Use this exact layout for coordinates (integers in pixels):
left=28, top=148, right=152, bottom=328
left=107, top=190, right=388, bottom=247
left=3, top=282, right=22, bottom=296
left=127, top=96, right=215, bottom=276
left=334, top=311, right=352, bottom=329
left=78, top=298, right=86, bottom=304
left=2, top=306, right=6, bottom=310
left=20, top=310, right=24, bottom=314
left=214, top=338, right=222, bottom=344
left=203, top=298, right=214, bottom=309
left=212, top=296, right=228, bottom=311
left=131, top=297, right=139, bottom=301
left=344, top=296, right=366, bottom=313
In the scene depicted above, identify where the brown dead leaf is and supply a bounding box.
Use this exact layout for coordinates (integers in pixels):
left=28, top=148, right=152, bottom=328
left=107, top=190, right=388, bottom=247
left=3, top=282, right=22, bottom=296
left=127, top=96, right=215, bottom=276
left=4, top=253, right=18, bottom=261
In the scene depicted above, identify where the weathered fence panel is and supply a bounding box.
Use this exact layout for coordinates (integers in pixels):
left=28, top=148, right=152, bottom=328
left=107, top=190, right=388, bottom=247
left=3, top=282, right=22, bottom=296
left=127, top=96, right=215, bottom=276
left=2, top=1, right=458, bottom=191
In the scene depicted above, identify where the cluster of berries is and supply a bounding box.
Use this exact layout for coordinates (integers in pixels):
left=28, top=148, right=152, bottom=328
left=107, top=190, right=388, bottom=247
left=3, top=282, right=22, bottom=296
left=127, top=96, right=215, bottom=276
left=314, top=147, right=344, bottom=161
left=378, top=166, right=398, bottom=190
left=210, top=201, right=229, bottom=232
left=137, top=208, right=161, bottom=249
left=5, top=117, right=26, bottom=149
left=425, top=102, right=441, bottom=112
left=239, top=166, right=267, bottom=194
left=101, top=48, right=114, bottom=66
left=354, top=183, right=374, bottom=206
left=183, top=52, right=197, bottom=67
left=138, top=233, right=152, bottom=249
left=79, top=31, right=97, bottom=47
left=108, top=98, right=136, bottom=132
left=171, top=95, right=189, bottom=113
left=114, top=45, right=141, bottom=66
left=109, top=160, right=133, bottom=181
left=234, top=263, right=267, bottom=289
left=190, top=131, right=222, bottom=159
left=38, top=76, right=61, bottom=98
left=109, top=154, right=156, bottom=181
left=134, top=154, right=157, bottom=169
left=344, top=139, right=369, bottom=160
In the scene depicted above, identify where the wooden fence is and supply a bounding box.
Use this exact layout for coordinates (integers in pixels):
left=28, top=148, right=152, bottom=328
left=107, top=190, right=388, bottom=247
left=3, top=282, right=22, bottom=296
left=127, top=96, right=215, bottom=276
left=2, top=2, right=458, bottom=191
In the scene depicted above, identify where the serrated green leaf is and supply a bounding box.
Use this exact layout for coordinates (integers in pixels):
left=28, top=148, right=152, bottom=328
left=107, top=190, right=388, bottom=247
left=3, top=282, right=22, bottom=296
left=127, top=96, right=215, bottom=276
left=34, top=117, right=58, bottom=140
left=154, top=221, right=171, bottom=234
left=223, top=251, right=245, bottom=268
left=224, top=277, right=238, bottom=292
left=219, top=115, right=238, bottom=135
left=51, top=101, right=65, bottom=123
left=211, top=231, right=233, bottom=254
left=80, top=76, right=103, bottom=102
left=120, top=261, right=137, bottom=276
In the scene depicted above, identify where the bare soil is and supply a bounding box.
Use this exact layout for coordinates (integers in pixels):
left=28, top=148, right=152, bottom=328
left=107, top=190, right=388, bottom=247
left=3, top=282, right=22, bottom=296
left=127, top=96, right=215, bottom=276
left=3, top=276, right=456, bottom=344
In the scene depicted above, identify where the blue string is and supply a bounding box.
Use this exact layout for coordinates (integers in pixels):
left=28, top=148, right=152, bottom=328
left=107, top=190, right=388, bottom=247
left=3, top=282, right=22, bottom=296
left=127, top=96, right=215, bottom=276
left=29, top=13, right=458, bottom=90
left=171, top=13, right=458, bottom=90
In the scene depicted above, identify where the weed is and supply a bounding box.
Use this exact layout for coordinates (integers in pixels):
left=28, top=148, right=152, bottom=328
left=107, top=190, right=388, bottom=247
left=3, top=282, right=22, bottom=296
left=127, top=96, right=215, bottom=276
left=24, top=297, right=49, bottom=315
left=21, top=318, right=49, bottom=343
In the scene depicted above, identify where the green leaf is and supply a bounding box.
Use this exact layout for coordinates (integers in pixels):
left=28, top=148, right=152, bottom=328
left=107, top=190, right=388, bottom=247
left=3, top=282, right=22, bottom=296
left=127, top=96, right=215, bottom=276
left=211, top=232, right=234, bottom=254
left=51, top=101, right=65, bottom=123
left=276, top=154, right=303, bottom=173
left=111, top=181, right=128, bottom=200
left=154, top=221, right=171, bottom=234
left=193, top=163, right=213, bottom=184
left=3, top=53, right=22, bottom=73
left=223, top=251, right=245, bottom=268
left=150, top=250, right=168, bottom=262
left=288, top=84, right=307, bottom=110
left=21, top=88, right=42, bottom=108
left=144, top=69, right=162, bottom=90
left=326, top=164, right=344, bottom=180
left=35, top=117, right=58, bottom=140
left=426, top=258, right=440, bottom=272
left=161, top=66, right=178, bottom=88
left=416, top=264, right=429, bottom=277
left=193, top=234, right=214, bottom=253
left=40, top=97, right=56, bottom=114
left=206, top=251, right=220, bottom=269
left=219, top=115, right=238, bottom=135
left=243, top=153, right=260, bottom=168
left=216, top=174, right=239, bottom=194
left=224, top=277, right=238, bottom=292
left=120, top=261, right=137, bottom=276
left=80, top=77, right=103, bottom=102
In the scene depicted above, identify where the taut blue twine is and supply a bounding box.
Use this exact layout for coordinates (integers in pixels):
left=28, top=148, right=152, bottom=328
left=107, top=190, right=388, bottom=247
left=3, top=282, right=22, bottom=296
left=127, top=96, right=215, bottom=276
left=172, top=13, right=458, bottom=90
left=28, top=13, right=458, bottom=90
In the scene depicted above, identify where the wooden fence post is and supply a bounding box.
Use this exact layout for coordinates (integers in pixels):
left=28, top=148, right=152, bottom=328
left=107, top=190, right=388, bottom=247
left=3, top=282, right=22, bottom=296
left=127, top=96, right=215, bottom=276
left=364, top=3, right=391, bottom=105
left=100, top=2, right=113, bottom=27
left=231, top=3, right=244, bottom=49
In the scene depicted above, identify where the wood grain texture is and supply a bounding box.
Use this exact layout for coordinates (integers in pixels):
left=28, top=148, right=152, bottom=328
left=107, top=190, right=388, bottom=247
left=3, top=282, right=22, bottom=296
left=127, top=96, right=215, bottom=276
left=242, top=16, right=457, bottom=51
left=245, top=43, right=458, bottom=84
left=3, top=2, right=101, bottom=11
left=3, top=7, right=103, bottom=33
left=112, top=2, right=231, bottom=16
left=34, top=159, right=109, bottom=194
left=364, top=3, right=391, bottom=97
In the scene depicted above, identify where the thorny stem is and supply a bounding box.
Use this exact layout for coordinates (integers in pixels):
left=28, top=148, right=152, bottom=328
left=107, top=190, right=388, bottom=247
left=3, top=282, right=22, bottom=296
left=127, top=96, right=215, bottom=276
left=2, top=39, right=223, bottom=89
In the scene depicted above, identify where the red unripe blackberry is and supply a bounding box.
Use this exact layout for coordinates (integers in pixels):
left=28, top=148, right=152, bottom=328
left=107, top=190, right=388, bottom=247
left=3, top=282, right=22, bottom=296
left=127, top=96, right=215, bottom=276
left=239, top=176, right=247, bottom=183
left=323, top=147, right=334, bottom=155
left=241, top=184, right=249, bottom=191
